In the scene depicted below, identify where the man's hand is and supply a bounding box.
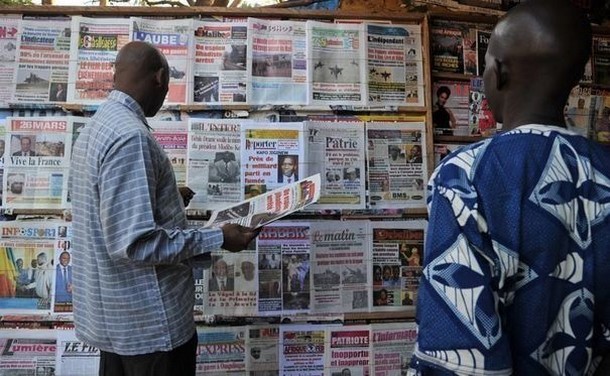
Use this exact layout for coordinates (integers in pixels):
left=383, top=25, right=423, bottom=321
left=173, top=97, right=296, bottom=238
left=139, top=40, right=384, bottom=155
left=221, top=224, right=262, bottom=252
left=179, top=186, right=195, bottom=207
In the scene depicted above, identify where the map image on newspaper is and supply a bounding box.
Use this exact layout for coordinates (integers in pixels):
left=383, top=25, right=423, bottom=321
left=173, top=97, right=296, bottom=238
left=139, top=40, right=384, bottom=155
left=205, top=174, right=321, bottom=228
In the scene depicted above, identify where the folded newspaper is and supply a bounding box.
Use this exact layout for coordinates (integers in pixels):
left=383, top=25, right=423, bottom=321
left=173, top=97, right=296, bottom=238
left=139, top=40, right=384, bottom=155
left=204, top=174, right=321, bottom=228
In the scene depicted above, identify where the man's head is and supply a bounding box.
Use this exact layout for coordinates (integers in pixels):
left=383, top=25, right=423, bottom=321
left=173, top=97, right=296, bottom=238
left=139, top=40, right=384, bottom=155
left=20, top=137, right=32, bottom=153
left=280, top=155, right=297, bottom=178
left=36, top=252, right=47, bottom=266
left=341, top=368, right=351, bottom=376
left=213, top=259, right=228, bottom=278
left=114, top=41, right=169, bottom=117
left=250, top=347, right=261, bottom=359
left=389, top=145, right=400, bottom=160
left=241, top=261, right=255, bottom=281
left=59, top=251, right=70, bottom=267
left=346, top=167, right=357, bottom=181
left=483, top=0, right=591, bottom=128
left=408, top=145, right=421, bottom=158
left=382, top=265, right=391, bottom=280
left=16, top=258, right=23, bottom=270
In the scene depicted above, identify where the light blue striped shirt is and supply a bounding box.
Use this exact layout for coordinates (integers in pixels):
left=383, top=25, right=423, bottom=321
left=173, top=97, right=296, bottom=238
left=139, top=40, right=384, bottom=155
left=70, top=90, right=223, bottom=355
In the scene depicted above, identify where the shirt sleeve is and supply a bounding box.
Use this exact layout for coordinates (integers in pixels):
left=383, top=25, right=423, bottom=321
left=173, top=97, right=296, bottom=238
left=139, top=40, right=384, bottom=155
left=409, top=158, right=513, bottom=375
left=98, top=131, right=223, bottom=265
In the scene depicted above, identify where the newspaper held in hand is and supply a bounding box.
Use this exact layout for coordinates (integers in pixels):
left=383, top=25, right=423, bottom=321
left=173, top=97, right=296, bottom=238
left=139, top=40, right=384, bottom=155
left=205, top=173, right=321, bottom=229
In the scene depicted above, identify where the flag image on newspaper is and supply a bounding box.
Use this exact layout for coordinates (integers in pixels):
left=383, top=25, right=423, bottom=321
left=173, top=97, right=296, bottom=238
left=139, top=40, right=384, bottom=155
left=205, top=173, right=320, bottom=229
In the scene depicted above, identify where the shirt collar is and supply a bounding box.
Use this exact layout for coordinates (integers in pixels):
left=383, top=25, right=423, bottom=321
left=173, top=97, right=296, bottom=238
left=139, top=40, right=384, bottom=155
left=107, top=90, right=152, bottom=131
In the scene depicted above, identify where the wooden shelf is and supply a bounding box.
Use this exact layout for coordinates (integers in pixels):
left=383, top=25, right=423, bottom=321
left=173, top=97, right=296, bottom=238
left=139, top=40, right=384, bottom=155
left=432, top=72, right=477, bottom=81
left=434, top=134, right=484, bottom=143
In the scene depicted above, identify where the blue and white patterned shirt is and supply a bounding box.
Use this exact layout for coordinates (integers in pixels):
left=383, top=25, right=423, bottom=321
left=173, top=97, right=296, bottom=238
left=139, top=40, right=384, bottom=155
left=70, top=90, right=223, bottom=355
left=410, top=124, right=610, bottom=375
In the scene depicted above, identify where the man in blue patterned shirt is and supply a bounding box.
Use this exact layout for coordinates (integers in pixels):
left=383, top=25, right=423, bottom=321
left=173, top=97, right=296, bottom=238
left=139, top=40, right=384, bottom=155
left=70, top=41, right=260, bottom=376
left=410, top=1, right=610, bottom=374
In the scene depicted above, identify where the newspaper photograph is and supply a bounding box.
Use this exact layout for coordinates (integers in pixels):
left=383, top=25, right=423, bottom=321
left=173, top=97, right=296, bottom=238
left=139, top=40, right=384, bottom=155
left=257, top=222, right=311, bottom=316
left=371, top=322, right=418, bottom=375
left=0, top=329, right=57, bottom=376
left=52, top=222, right=73, bottom=314
left=371, top=221, right=426, bottom=312
left=310, top=220, right=371, bottom=314
left=248, top=18, right=308, bottom=105
left=205, top=174, right=320, bottom=229
left=366, top=121, right=428, bottom=209
left=55, top=329, right=100, bottom=376
left=433, top=142, right=463, bottom=169
left=149, top=120, right=188, bottom=186
left=240, top=122, right=306, bottom=198
left=195, top=241, right=258, bottom=317
left=307, top=21, right=366, bottom=106
left=130, top=17, right=192, bottom=105
left=0, top=16, right=21, bottom=107
left=186, top=119, right=243, bottom=211
left=327, top=325, right=371, bottom=376
left=280, top=324, right=327, bottom=375
left=13, top=18, right=71, bottom=104
left=306, top=121, right=366, bottom=210
left=196, top=325, right=247, bottom=375
left=193, top=20, right=248, bottom=104
left=246, top=324, right=280, bottom=375
left=67, top=16, right=131, bottom=104
left=366, top=23, right=424, bottom=107
left=3, top=116, right=76, bottom=209
left=0, top=221, right=68, bottom=314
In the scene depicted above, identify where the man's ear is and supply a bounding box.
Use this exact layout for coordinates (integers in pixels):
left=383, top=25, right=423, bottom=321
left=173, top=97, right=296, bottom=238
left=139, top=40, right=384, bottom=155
left=493, top=58, right=508, bottom=90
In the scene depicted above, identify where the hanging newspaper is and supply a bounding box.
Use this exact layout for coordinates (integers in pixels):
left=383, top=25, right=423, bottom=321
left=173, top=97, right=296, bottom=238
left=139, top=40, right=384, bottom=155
left=52, top=222, right=72, bottom=315
left=280, top=324, right=329, bottom=375
left=366, top=121, right=428, bottom=209
left=371, top=220, right=426, bottom=312
left=310, top=220, right=371, bottom=314
left=248, top=18, right=308, bottom=105
left=0, top=15, right=21, bottom=107
left=186, top=119, right=243, bottom=210
left=67, top=16, right=131, bottom=104
left=371, top=322, right=418, bottom=375
left=13, top=18, right=71, bottom=104
left=192, top=20, right=248, bottom=105
left=55, top=329, right=100, bottom=376
left=130, top=17, right=193, bottom=105
left=0, top=120, right=6, bottom=209
left=3, top=116, right=78, bottom=209
left=327, top=325, right=372, bottom=376
left=257, top=222, right=311, bottom=316
left=149, top=120, right=188, bottom=186
left=205, top=174, right=320, bottom=229
left=0, top=329, right=57, bottom=375
left=307, top=21, right=366, bottom=106
left=196, top=325, right=247, bottom=375
left=306, top=121, right=366, bottom=209
left=366, top=23, right=424, bottom=107
left=196, top=242, right=258, bottom=317
left=246, top=324, right=280, bottom=375
left=0, top=221, right=68, bottom=314
left=240, top=121, right=306, bottom=198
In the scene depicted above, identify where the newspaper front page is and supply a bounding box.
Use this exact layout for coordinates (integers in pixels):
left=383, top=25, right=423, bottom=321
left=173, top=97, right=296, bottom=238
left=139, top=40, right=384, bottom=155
left=327, top=325, right=371, bottom=376
left=130, top=17, right=192, bottom=105
left=193, top=20, right=248, bottom=105
left=55, top=329, right=100, bottom=376
left=366, top=121, right=428, bottom=209
left=248, top=18, right=308, bottom=105
left=366, top=23, right=424, bottom=107
left=280, top=324, right=327, bottom=375
left=306, top=121, right=366, bottom=210
left=0, top=329, right=56, bottom=376
left=0, top=16, right=21, bottom=107
left=196, top=325, right=247, bottom=375
left=149, top=120, right=188, bottom=187
left=246, top=324, right=280, bottom=375
left=310, top=220, right=370, bottom=314
left=186, top=119, right=243, bottom=211
left=67, top=16, right=130, bottom=104
left=13, top=18, right=71, bottom=104
left=3, top=116, right=76, bottom=209
left=371, top=322, right=418, bottom=375
left=308, top=21, right=366, bottom=106
left=257, top=222, right=311, bottom=316
left=371, top=221, right=426, bottom=312
left=0, top=221, right=69, bottom=314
